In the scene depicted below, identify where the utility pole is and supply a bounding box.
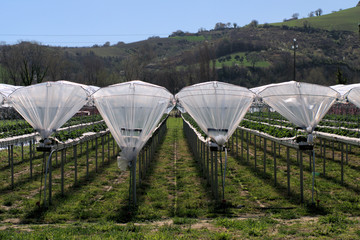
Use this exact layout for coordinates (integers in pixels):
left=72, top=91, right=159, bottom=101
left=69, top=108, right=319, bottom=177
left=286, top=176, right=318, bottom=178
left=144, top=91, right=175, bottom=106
left=292, top=38, right=298, bottom=81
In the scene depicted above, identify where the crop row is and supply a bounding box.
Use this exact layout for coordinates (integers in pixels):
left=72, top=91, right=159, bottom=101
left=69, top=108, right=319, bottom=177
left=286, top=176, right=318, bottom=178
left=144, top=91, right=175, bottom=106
left=0, top=114, right=103, bottom=139
left=54, top=122, right=108, bottom=142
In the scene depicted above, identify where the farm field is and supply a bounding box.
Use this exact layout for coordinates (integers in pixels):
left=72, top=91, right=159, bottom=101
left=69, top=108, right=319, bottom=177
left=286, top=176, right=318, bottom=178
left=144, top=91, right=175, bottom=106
left=1, top=117, right=360, bottom=239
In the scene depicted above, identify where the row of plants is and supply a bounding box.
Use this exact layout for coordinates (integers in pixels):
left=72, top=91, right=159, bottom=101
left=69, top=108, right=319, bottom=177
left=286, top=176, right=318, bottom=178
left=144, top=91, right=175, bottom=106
left=244, top=113, right=360, bottom=138
left=53, top=122, right=107, bottom=142
left=0, top=114, right=104, bottom=139
left=181, top=113, right=207, bottom=138
left=240, top=120, right=297, bottom=138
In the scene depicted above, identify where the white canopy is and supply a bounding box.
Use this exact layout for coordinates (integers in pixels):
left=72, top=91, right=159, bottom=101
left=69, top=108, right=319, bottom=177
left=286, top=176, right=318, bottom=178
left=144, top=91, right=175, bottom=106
left=93, top=80, right=174, bottom=166
left=258, top=81, right=340, bottom=133
left=8, top=81, right=90, bottom=139
left=331, top=83, right=360, bottom=100
left=0, top=84, right=22, bottom=104
left=176, top=81, right=255, bottom=146
left=346, top=87, right=360, bottom=109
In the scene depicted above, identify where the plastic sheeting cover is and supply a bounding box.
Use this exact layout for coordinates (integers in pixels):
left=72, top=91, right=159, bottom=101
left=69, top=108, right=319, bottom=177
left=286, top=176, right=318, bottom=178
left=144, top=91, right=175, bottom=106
left=176, top=81, right=255, bottom=146
left=331, top=83, right=360, bottom=100
left=8, top=81, right=90, bottom=139
left=93, top=80, right=174, bottom=165
left=346, top=87, right=360, bottom=109
left=0, top=84, right=22, bottom=104
left=258, top=81, right=340, bottom=133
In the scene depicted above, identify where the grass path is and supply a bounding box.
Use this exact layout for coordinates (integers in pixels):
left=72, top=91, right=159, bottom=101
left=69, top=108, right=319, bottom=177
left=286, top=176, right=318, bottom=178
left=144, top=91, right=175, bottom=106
left=135, top=117, right=212, bottom=220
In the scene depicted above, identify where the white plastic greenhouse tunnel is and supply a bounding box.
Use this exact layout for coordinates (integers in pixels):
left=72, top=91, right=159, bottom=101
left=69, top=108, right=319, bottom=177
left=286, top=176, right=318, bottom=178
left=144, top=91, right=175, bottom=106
left=93, top=80, right=174, bottom=205
left=256, top=81, right=340, bottom=203
left=176, top=81, right=255, bottom=200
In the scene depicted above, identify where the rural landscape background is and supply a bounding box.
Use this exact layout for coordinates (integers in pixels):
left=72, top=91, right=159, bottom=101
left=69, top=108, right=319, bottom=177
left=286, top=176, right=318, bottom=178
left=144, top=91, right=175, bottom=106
left=0, top=1, right=360, bottom=239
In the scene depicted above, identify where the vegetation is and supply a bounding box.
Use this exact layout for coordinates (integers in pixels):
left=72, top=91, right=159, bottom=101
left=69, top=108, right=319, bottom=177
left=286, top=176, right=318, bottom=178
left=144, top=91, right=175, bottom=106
left=1, top=117, right=360, bottom=238
left=272, top=6, right=360, bottom=32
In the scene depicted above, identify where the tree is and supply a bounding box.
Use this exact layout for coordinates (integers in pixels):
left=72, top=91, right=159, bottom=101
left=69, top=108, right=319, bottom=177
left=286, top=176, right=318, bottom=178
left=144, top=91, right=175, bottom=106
left=214, top=22, right=226, bottom=30
left=82, top=51, right=104, bottom=85
left=292, top=13, right=299, bottom=19
left=0, top=41, right=49, bottom=85
left=308, top=11, right=315, bottom=17
left=336, top=67, right=347, bottom=84
left=315, top=8, right=323, bottom=16
left=246, top=52, right=261, bottom=68
left=249, top=20, right=258, bottom=28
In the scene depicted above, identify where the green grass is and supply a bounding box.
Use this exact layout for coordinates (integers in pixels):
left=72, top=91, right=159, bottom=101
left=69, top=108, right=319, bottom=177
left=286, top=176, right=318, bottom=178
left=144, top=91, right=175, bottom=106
left=170, top=35, right=208, bottom=42
left=271, top=6, right=360, bottom=32
left=214, top=52, right=271, bottom=68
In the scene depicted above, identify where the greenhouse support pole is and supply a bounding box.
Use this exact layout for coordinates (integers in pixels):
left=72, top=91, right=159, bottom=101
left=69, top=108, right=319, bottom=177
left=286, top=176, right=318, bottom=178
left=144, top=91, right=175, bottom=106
left=211, top=150, right=214, bottom=195
left=222, top=148, right=228, bottom=201
left=113, top=136, right=115, bottom=157
left=246, top=132, right=249, bottom=164
left=95, top=137, right=98, bottom=172
left=8, top=145, right=10, bottom=167
left=86, top=140, right=89, bottom=178
left=132, top=158, right=137, bottom=206
left=74, top=145, right=77, bottom=185
left=61, top=149, right=64, bottom=195
left=236, top=129, right=239, bottom=158
left=102, top=135, right=104, bottom=165
left=341, top=144, right=344, bottom=185
left=346, top=143, right=348, bottom=165
left=311, top=149, right=315, bottom=204
left=55, top=150, right=58, bottom=167
left=287, top=147, right=290, bottom=196
left=139, top=151, right=142, bottom=184
left=108, top=133, right=110, bottom=163
left=300, top=151, right=304, bottom=203
left=10, top=145, right=14, bottom=188
left=206, top=145, right=210, bottom=184
left=254, top=135, right=257, bottom=169
left=214, top=151, right=218, bottom=201
left=241, top=130, right=244, bottom=161
left=30, top=140, right=33, bottom=178
left=263, top=138, right=267, bottom=173
left=21, top=142, right=24, bottom=162
left=323, top=140, right=326, bottom=176
left=44, top=150, right=56, bottom=207
left=273, top=142, right=277, bottom=186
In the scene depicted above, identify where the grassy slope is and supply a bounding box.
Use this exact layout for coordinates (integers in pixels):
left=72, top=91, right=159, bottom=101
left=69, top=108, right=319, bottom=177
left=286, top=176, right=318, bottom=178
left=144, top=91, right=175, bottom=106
left=272, top=7, right=360, bottom=32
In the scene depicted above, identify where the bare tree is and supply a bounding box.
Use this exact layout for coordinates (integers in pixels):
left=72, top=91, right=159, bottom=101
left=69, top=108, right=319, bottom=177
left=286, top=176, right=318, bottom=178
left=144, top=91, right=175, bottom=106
left=0, top=42, right=49, bottom=85
left=82, top=51, right=104, bottom=85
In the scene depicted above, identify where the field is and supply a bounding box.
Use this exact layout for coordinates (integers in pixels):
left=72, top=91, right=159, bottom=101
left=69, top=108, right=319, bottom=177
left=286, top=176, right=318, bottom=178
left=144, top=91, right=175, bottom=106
left=271, top=6, right=360, bottom=32
left=1, top=116, right=360, bottom=239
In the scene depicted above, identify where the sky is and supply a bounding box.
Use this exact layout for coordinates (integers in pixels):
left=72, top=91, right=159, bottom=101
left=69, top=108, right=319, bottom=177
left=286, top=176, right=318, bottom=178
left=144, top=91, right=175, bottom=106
left=0, top=0, right=358, bottom=47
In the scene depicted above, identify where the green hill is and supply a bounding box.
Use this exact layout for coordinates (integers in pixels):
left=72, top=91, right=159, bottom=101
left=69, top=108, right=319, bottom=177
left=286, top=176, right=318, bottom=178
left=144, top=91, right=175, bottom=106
left=271, top=6, right=360, bottom=32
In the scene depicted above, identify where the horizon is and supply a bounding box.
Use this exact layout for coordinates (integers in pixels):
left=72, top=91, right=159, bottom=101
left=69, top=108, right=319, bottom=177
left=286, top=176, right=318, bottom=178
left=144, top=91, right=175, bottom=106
left=0, top=0, right=357, bottom=47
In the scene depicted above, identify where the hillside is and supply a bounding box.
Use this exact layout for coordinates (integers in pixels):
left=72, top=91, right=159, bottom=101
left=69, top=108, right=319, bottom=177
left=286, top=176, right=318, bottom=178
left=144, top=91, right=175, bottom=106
left=271, top=6, right=360, bottom=32
left=0, top=5, right=359, bottom=91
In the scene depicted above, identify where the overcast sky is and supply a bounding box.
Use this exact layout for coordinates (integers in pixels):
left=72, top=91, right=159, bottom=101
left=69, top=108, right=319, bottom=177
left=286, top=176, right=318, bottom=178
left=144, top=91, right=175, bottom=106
left=0, top=0, right=357, bottom=47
